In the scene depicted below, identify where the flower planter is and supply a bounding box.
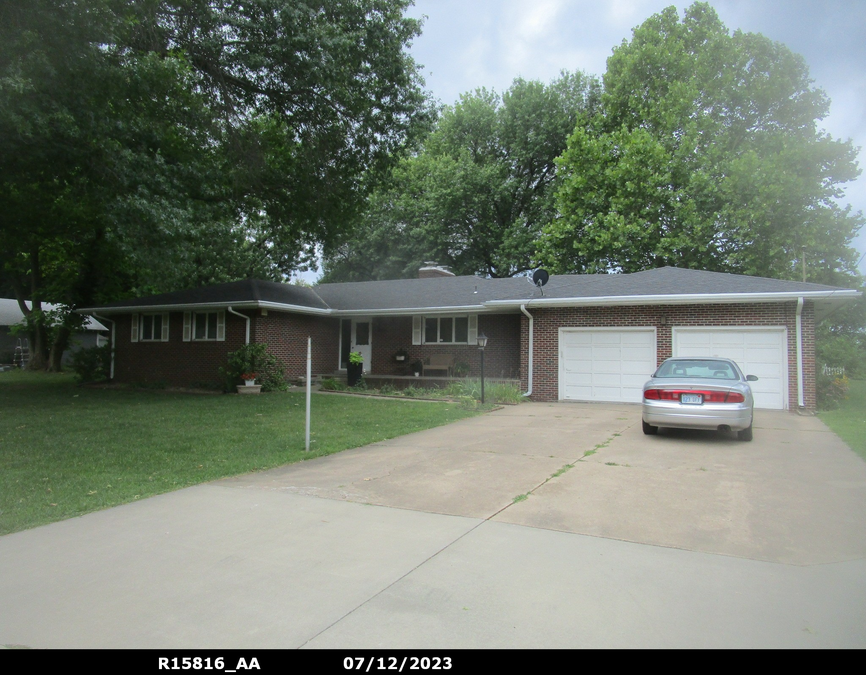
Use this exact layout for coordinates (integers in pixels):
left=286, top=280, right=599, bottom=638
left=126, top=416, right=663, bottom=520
left=347, top=362, right=364, bottom=387
left=236, top=384, right=262, bottom=395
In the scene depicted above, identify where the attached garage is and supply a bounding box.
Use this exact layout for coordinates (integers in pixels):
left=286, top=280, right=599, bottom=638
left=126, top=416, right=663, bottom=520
left=672, top=327, right=788, bottom=409
left=559, top=328, right=657, bottom=403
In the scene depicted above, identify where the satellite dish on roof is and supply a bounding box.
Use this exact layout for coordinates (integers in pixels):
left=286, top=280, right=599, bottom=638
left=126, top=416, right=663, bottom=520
left=532, top=269, right=550, bottom=288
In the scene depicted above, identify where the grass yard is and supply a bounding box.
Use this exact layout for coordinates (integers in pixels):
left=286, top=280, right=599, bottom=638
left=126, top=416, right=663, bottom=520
left=0, top=371, right=481, bottom=535
left=818, top=378, right=866, bottom=462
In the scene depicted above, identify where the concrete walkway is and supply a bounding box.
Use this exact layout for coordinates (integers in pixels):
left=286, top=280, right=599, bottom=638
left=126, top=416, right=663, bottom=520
left=1, top=402, right=865, bottom=648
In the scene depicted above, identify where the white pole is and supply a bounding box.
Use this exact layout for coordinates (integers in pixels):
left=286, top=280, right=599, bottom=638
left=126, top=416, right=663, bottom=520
left=305, top=336, right=312, bottom=451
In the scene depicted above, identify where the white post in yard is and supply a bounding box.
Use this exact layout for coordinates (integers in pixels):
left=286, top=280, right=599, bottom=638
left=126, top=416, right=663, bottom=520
left=305, top=336, right=312, bottom=451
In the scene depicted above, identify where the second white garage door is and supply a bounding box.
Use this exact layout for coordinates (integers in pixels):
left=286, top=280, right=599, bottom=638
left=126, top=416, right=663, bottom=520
left=559, top=328, right=657, bottom=403
left=672, top=327, right=788, bottom=409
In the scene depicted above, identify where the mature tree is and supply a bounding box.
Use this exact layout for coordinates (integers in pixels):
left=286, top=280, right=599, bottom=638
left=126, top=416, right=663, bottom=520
left=539, top=2, right=863, bottom=284
left=1, top=0, right=432, bottom=369
left=322, top=71, right=601, bottom=281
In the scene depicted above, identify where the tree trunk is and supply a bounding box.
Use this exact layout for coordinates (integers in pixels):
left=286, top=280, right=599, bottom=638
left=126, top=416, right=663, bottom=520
left=49, top=324, right=73, bottom=372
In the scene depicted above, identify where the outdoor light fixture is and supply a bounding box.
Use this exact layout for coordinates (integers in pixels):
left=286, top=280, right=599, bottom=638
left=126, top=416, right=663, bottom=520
left=477, top=333, right=488, bottom=403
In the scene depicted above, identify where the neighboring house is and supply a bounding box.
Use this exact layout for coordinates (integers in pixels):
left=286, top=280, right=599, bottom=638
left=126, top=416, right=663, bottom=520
left=77, top=266, right=861, bottom=410
left=0, top=299, right=109, bottom=366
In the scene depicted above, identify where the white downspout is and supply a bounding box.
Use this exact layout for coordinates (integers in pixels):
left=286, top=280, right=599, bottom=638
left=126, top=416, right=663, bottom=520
left=796, top=297, right=805, bottom=409
left=227, top=306, right=250, bottom=344
left=91, top=312, right=115, bottom=380
left=520, top=304, right=533, bottom=397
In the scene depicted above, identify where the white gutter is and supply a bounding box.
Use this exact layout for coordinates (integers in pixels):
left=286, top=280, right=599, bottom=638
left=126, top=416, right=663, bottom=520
left=796, top=297, right=805, bottom=409
left=227, top=306, right=250, bottom=344
left=483, top=289, right=860, bottom=309
left=91, top=312, right=115, bottom=380
left=333, top=304, right=491, bottom=317
left=77, top=301, right=494, bottom=318
left=520, top=304, right=533, bottom=398
left=76, top=300, right=332, bottom=316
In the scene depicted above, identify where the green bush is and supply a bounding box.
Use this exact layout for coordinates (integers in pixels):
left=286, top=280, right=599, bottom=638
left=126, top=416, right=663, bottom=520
left=70, top=344, right=111, bottom=384
left=441, top=379, right=523, bottom=404
left=219, top=343, right=287, bottom=392
left=485, top=381, right=524, bottom=404
left=816, top=333, right=866, bottom=378
left=817, top=372, right=850, bottom=410
left=320, top=378, right=348, bottom=391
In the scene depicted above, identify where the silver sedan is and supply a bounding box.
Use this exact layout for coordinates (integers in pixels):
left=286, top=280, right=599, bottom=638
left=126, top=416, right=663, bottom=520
left=642, top=358, right=757, bottom=441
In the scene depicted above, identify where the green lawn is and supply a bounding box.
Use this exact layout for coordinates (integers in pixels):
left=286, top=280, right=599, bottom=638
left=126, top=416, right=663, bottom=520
left=0, top=371, right=481, bottom=535
left=818, top=379, right=866, bottom=462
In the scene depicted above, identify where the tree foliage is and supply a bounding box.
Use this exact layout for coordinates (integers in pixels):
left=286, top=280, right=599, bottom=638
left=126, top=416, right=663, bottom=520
left=1, top=0, right=432, bottom=368
left=322, top=71, right=600, bottom=281
left=539, top=2, right=863, bottom=285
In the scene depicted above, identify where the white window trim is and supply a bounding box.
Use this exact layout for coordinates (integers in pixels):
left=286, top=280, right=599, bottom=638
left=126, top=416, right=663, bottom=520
left=415, top=314, right=477, bottom=345
left=190, top=310, right=226, bottom=342
left=137, top=312, right=170, bottom=342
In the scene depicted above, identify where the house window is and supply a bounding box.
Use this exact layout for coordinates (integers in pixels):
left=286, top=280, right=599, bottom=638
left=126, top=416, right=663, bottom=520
left=194, top=312, right=219, bottom=340
left=423, top=316, right=470, bottom=344
left=140, top=314, right=163, bottom=341
left=132, top=312, right=169, bottom=342
left=182, top=310, right=224, bottom=342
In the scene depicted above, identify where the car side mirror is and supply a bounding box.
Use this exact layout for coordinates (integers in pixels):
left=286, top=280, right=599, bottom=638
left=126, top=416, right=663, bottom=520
left=746, top=375, right=759, bottom=381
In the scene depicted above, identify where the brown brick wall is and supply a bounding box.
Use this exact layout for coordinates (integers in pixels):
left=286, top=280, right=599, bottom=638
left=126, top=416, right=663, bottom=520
left=370, top=314, right=521, bottom=379
left=112, top=311, right=247, bottom=387
left=251, top=311, right=339, bottom=378
left=112, top=310, right=339, bottom=387
left=519, top=302, right=815, bottom=409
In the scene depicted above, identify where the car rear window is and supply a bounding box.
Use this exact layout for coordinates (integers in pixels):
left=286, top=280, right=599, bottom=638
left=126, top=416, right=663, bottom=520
left=655, top=360, right=738, bottom=379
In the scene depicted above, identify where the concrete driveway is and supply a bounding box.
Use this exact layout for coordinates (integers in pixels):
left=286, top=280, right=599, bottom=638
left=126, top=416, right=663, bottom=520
left=221, top=401, right=866, bottom=565
left=2, top=401, right=865, bottom=648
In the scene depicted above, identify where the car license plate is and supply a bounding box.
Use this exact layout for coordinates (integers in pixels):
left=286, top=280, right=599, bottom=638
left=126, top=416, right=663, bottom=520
left=680, top=393, right=703, bottom=404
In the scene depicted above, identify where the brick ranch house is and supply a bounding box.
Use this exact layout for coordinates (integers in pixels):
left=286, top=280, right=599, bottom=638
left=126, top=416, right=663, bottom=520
left=78, top=266, right=860, bottom=410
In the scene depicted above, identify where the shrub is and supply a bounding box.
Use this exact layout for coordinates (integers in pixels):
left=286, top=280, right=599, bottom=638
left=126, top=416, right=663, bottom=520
left=816, top=333, right=866, bottom=378
left=485, top=381, right=524, bottom=404
left=219, top=343, right=287, bottom=392
left=442, top=379, right=523, bottom=404
left=453, top=361, right=470, bottom=377
left=70, top=344, right=111, bottom=384
left=320, top=378, right=348, bottom=391
left=817, top=372, right=850, bottom=410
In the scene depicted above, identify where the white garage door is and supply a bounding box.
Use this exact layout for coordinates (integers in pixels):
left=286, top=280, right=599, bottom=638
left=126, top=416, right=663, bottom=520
left=672, top=327, right=788, bottom=410
left=559, top=328, right=657, bottom=403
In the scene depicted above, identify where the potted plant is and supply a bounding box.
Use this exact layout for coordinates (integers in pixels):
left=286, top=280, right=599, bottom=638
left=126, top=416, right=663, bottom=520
left=241, top=372, right=258, bottom=387
left=410, top=359, right=423, bottom=377
left=347, top=351, right=364, bottom=387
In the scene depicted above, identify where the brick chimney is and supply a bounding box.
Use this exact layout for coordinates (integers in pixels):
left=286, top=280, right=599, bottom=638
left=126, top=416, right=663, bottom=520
left=418, top=261, right=455, bottom=279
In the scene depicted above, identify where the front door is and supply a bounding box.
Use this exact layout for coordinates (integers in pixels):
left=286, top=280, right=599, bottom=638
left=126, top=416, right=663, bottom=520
left=351, top=318, right=372, bottom=372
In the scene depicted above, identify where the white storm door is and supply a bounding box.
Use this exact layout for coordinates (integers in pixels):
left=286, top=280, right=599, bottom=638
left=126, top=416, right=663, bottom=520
left=351, top=318, right=372, bottom=371
left=672, top=327, right=787, bottom=410
left=559, top=328, right=657, bottom=403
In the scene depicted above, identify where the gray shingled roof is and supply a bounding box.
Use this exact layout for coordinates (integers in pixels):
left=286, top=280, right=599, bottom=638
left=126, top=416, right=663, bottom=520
left=87, top=279, right=329, bottom=312
left=78, top=267, right=858, bottom=316
left=501, top=267, right=849, bottom=301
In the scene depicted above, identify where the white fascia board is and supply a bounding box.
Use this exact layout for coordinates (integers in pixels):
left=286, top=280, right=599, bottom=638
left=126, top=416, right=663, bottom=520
left=332, top=304, right=490, bottom=317
left=483, top=289, right=861, bottom=309
left=77, top=301, right=332, bottom=316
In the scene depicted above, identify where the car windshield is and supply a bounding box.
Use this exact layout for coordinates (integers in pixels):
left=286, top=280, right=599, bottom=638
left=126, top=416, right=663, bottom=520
left=655, top=360, right=739, bottom=380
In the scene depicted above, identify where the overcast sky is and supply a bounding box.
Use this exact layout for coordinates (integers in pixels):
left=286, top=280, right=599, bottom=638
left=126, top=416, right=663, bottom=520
left=402, top=0, right=866, bottom=276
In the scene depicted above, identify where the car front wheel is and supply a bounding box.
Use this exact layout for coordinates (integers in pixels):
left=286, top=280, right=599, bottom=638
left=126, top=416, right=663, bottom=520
left=642, top=419, right=658, bottom=435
